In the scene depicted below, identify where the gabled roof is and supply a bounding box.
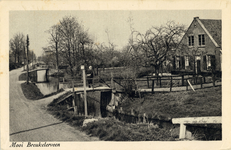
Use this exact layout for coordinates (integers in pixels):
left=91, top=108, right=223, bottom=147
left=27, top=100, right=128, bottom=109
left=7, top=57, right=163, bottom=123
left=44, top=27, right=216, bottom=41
left=199, top=19, right=222, bottom=47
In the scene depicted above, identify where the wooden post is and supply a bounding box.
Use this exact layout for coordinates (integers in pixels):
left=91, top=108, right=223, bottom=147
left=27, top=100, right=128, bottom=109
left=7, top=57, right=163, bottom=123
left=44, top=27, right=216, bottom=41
left=143, top=113, right=146, bottom=123
left=213, top=76, right=215, bottom=87
left=92, top=68, right=94, bottom=88
left=26, top=35, right=29, bottom=84
left=152, top=79, right=154, bottom=94
left=81, top=65, right=88, bottom=117
left=111, top=72, right=114, bottom=89
left=147, top=76, right=149, bottom=88
left=200, top=77, right=203, bottom=88
left=182, top=75, right=184, bottom=86
left=170, top=76, right=172, bottom=92
left=46, top=69, right=49, bottom=82
left=160, top=77, right=162, bottom=88
left=157, top=76, right=159, bottom=86
left=72, top=81, right=77, bottom=115
left=179, top=123, right=186, bottom=139
left=204, top=76, right=206, bottom=83
left=186, top=79, right=188, bottom=91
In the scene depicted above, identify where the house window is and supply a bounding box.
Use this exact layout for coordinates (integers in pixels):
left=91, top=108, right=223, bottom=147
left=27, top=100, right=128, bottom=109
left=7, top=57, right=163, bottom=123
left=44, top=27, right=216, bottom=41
left=206, top=55, right=216, bottom=70
left=207, top=55, right=211, bottom=67
left=175, top=56, right=180, bottom=69
left=188, top=36, right=194, bottom=46
left=180, top=56, right=185, bottom=69
left=185, top=56, right=189, bottom=67
left=198, top=34, right=205, bottom=46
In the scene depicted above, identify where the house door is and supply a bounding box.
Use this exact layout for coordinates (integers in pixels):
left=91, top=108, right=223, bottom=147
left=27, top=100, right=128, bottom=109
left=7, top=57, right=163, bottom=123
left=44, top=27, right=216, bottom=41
left=196, top=60, right=201, bottom=74
left=100, top=91, right=112, bottom=117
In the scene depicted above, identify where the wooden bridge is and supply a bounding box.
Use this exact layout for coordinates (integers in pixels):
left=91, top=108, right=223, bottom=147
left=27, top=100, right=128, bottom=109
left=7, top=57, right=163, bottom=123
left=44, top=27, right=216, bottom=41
left=28, top=68, right=49, bottom=83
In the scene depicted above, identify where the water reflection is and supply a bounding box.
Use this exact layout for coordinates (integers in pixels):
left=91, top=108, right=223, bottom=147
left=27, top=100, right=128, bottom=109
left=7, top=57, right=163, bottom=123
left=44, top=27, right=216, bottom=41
left=36, top=76, right=69, bottom=95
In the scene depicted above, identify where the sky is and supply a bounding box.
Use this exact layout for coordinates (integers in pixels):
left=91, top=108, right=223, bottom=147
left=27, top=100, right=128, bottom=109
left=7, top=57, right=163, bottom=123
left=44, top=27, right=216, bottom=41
left=9, top=10, right=221, bottom=57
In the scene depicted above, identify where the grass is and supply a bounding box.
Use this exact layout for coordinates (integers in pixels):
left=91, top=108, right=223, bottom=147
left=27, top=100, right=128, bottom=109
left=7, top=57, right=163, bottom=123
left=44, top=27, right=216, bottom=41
left=46, top=85, right=221, bottom=141
left=19, top=72, right=27, bottom=81
left=81, top=117, right=174, bottom=141
left=121, top=86, right=221, bottom=119
left=21, top=82, right=44, bottom=100
left=46, top=103, right=175, bottom=141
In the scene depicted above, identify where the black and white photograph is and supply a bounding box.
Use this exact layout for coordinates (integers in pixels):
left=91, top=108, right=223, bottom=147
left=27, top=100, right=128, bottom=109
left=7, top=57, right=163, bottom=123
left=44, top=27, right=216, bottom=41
left=1, top=1, right=231, bottom=150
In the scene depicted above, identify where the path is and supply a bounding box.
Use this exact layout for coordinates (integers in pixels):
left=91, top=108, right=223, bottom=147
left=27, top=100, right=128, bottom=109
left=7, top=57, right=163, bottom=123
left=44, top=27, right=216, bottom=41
left=10, top=67, right=99, bottom=141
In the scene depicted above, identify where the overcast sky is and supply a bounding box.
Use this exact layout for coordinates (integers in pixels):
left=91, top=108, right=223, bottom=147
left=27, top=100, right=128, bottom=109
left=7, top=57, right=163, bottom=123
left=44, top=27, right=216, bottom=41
left=9, top=10, right=221, bottom=57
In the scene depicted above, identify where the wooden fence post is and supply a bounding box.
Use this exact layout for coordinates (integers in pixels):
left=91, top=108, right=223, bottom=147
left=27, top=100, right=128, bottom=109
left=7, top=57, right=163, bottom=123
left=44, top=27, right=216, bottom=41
left=213, top=76, right=215, bottom=87
left=182, top=75, right=184, bottom=86
left=170, top=76, right=172, bottom=92
left=111, top=72, right=114, bottom=89
left=186, top=79, right=188, bottom=91
left=143, top=113, right=146, bottom=123
left=147, top=76, right=149, bottom=88
left=160, top=77, right=162, bottom=88
left=152, top=79, right=154, bottom=94
left=200, top=77, right=203, bottom=88
left=72, top=81, right=77, bottom=115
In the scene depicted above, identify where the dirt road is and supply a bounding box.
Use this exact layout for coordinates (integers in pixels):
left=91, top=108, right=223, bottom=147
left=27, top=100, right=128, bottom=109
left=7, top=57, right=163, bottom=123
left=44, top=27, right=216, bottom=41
left=10, top=68, right=98, bottom=141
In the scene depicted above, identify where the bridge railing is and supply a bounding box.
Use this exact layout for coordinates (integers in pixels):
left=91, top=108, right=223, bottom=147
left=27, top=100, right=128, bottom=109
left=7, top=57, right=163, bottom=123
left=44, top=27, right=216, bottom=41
left=172, top=116, right=222, bottom=139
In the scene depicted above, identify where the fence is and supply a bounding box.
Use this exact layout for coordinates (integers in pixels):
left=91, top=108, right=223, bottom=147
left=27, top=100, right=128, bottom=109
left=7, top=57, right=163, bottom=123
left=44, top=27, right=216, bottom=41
left=140, top=74, right=221, bottom=93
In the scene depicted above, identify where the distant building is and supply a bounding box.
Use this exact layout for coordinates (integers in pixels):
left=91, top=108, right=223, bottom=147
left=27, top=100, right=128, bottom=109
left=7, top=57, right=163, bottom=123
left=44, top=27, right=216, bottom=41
left=173, top=17, right=221, bottom=75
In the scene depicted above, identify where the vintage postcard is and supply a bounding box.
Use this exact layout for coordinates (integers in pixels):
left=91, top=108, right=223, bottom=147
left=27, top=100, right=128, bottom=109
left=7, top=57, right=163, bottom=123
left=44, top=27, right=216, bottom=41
left=1, top=0, right=231, bottom=150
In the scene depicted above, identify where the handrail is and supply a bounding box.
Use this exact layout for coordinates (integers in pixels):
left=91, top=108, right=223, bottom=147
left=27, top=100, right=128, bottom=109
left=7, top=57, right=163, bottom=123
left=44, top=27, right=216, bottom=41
left=172, top=116, right=221, bottom=139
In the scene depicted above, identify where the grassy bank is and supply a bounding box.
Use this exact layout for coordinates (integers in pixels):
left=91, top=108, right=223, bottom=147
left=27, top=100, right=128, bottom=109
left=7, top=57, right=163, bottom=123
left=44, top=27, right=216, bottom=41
left=47, top=104, right=175, bottom=141
left=47, top=86, right=221, bottom=141
left=121, top=86, right=221, bottom=119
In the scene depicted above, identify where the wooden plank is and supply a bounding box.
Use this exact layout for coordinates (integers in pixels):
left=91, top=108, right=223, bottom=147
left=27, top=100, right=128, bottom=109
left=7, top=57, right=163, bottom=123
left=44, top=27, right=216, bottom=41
left=74, top=86, right=111, bottom=92
left=172, top=116, right=221, bottom=124
left=57, top=93, right=72, bottom=104
left=187, top=80, right=195, bottom=92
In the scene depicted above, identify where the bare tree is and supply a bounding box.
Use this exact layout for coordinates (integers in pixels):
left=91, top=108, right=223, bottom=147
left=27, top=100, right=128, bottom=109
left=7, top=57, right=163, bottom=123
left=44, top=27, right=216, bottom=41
left=133, top=21, right=186, bottom=76
left=46, top=16, right=93, bottom=77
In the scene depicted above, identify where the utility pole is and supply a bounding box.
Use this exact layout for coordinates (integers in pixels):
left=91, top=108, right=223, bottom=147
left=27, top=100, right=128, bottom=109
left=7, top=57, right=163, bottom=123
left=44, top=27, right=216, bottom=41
left=81, top=65, right=88, bottom=117
left=26, top=35, right=29, bottom=84
left=55, top=41, right=59, bottom=91
left=23, top=44, right=26, bottom=71
left=32, top=50, right=33, bottom=67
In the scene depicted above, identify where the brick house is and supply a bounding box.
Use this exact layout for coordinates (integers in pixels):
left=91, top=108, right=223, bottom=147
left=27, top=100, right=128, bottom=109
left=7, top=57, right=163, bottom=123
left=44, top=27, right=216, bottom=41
left=173, top=17, right=221, bottom=75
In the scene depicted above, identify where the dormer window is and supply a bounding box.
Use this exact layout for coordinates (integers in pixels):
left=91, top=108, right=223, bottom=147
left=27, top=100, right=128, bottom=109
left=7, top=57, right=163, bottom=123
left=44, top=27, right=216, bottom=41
left=198, top=34, right=205, bottom=46
left=188, top=36, right=194, bottom=46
